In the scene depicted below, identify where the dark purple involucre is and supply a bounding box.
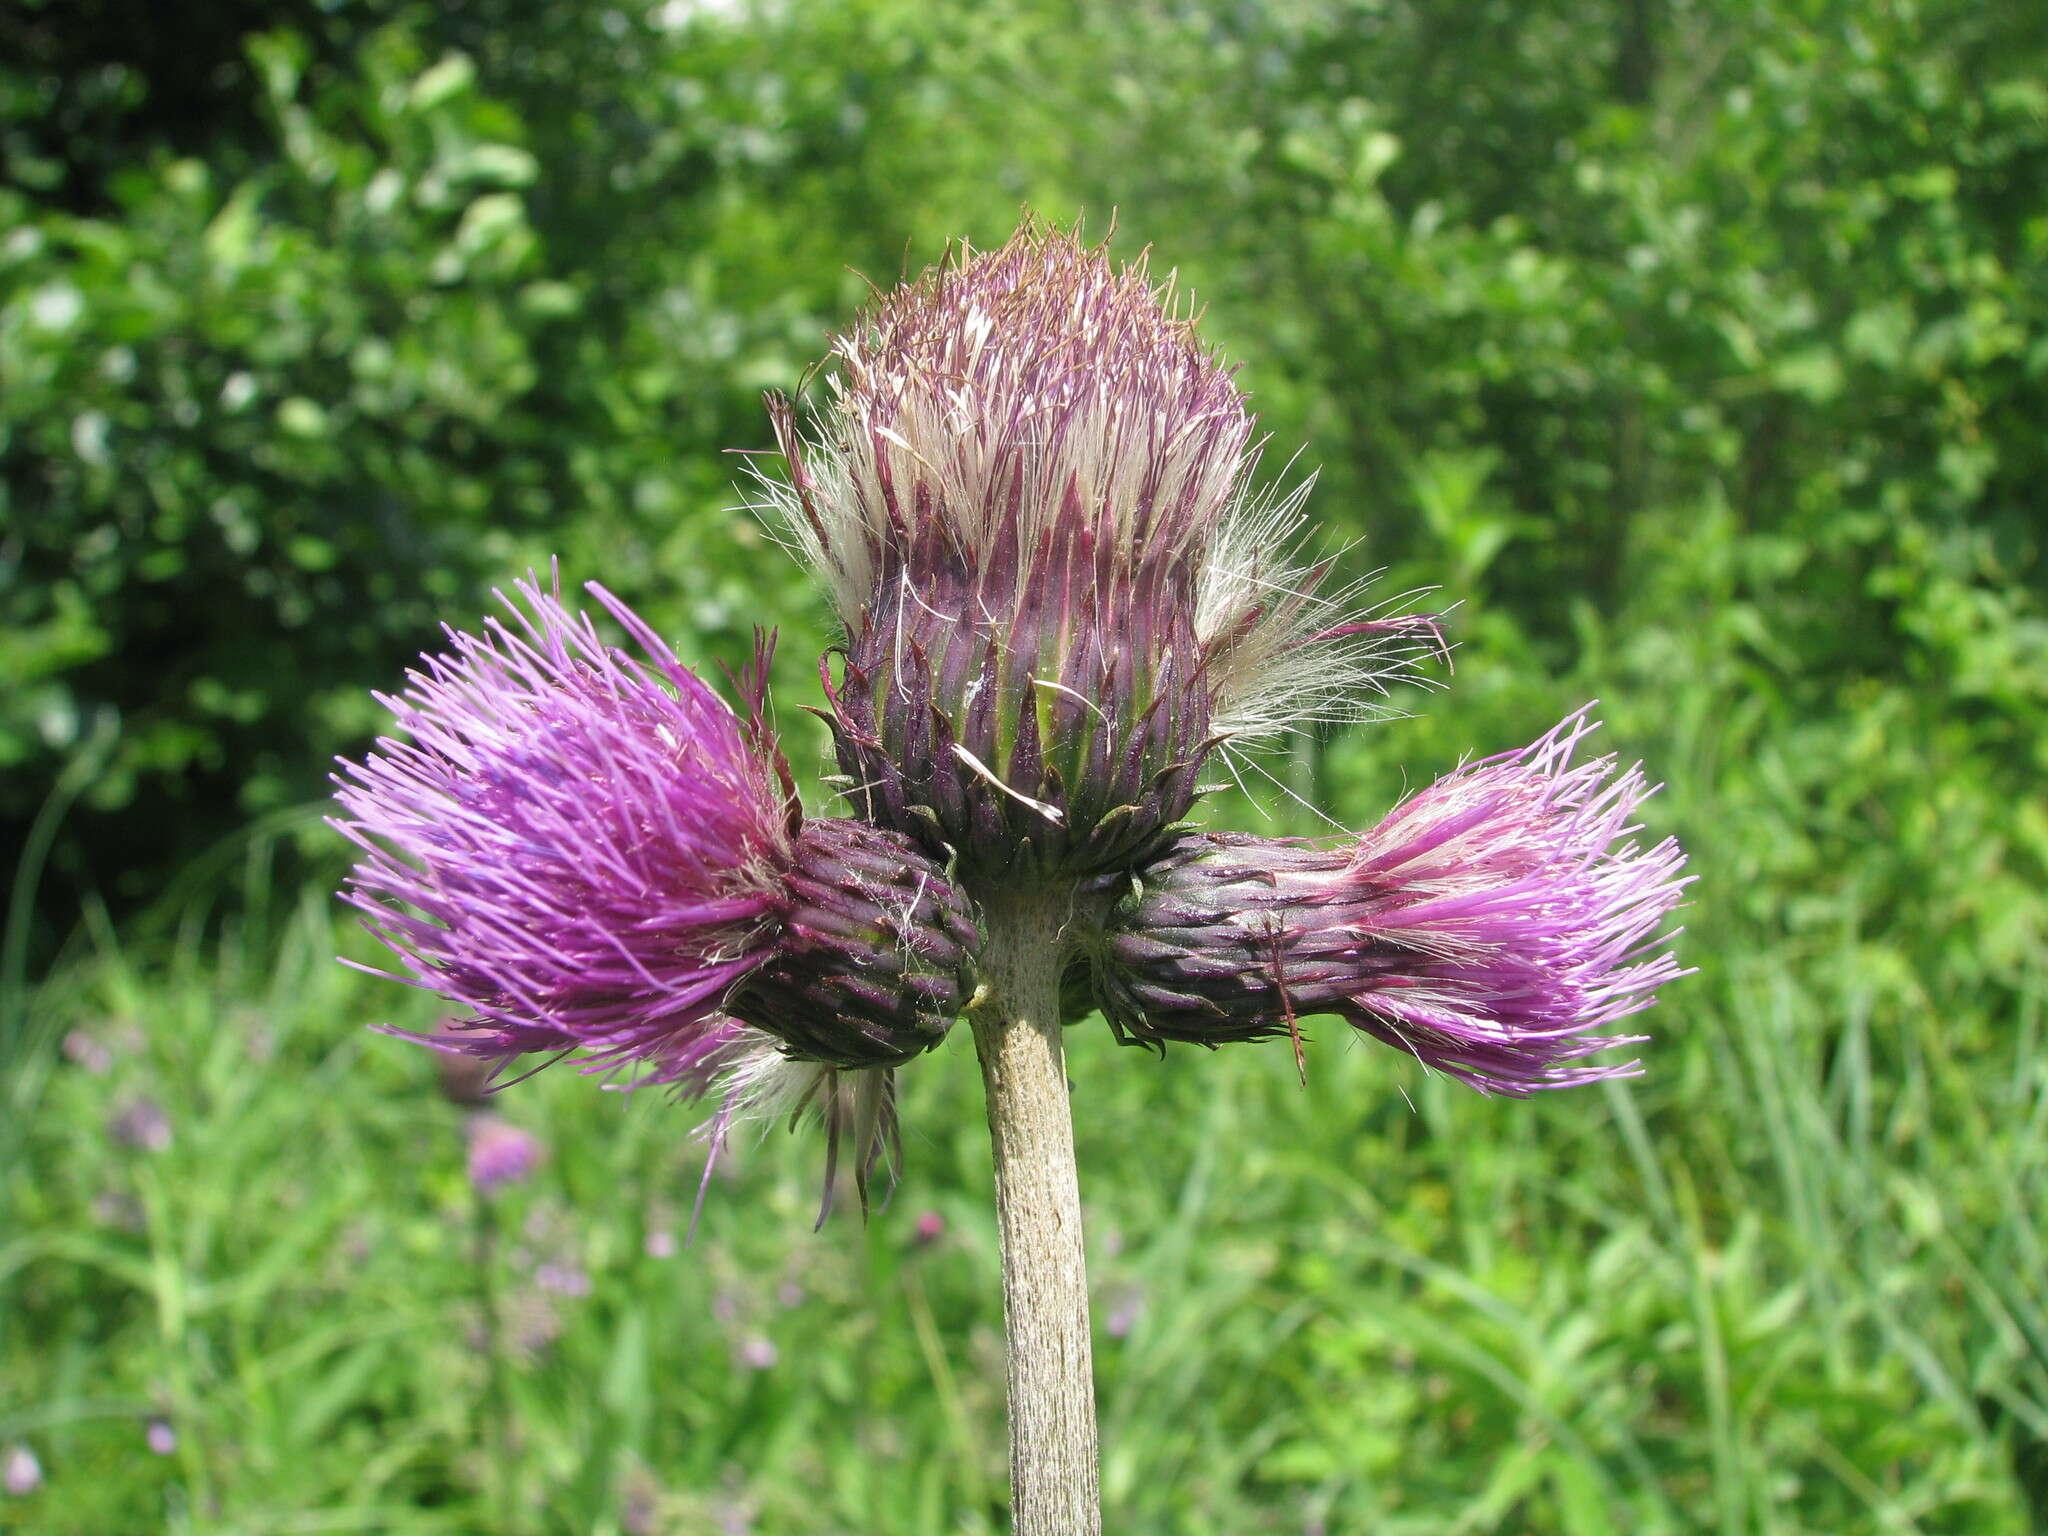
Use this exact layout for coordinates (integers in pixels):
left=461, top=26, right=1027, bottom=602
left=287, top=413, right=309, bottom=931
left=1085, top=711, right=1689, bottom=1093
left=761, top=225, right=1441, bottom=878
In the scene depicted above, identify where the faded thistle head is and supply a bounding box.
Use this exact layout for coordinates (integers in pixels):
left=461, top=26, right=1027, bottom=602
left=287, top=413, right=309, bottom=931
left=760, top=225, right=1443, bottom=879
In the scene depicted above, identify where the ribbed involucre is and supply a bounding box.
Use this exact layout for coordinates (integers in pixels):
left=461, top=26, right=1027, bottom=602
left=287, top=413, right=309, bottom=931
left=732, top=816, right=983, bottom=1068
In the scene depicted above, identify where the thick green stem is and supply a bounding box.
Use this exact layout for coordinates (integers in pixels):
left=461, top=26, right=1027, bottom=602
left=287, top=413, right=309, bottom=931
left=969, top=888, right=1101, bottom=1535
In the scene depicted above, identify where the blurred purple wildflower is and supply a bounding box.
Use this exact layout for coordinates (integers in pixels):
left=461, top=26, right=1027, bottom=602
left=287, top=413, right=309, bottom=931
left=466, top=1115, right=544, bottom=1195
left=145, top=1420, right=176, bottom=1457
left=108, top=1097, right=171, bottom=1153
left=535, top=1262, right=592, bottom=1298
left=92, top=1189, right=145, bottom=1232
left=618, top=1467, right=662, bottom=1536
left=2, top=1445, right=40, bottom=1497
left=1103, top=1287, right=1146, bottom=1340
left=504, top=1290, right=564, bottom=1360
left=1090, top=710, right=1689, bottom=1092
left=62, top=1029, right=112, bottom=1073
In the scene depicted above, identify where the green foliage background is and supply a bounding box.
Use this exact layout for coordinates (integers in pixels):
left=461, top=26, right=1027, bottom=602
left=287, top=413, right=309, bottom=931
left=4, top=0, right=2046, bottom=1531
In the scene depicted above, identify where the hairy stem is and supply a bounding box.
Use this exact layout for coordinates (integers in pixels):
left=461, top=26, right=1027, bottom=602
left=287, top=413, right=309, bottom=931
left=969, top=888, right=1101, bottom=1535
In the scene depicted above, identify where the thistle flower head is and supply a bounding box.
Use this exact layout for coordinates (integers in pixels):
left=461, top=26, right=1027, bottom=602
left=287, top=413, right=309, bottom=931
left=761, top=224, right=1441, bottom=877
left=1087, top=711, right=1689, bottom=1093
left=333, top=578, right=983, bottom=1203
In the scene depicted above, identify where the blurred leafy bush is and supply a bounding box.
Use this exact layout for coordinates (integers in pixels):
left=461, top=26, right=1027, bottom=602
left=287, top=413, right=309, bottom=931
left=4, top=26, right=550, bottom=848
left=0, top=0, right=1007, bottom=913
left=3, top=0, right=2045, bottom=951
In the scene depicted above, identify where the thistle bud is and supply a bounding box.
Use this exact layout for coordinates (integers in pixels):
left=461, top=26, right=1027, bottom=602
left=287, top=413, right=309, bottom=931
left=1082, top=712, right=1689, bottom=1093
left=763, top=225, right=1439, bottom=878
left=332, top=576, right=982, bottom=1193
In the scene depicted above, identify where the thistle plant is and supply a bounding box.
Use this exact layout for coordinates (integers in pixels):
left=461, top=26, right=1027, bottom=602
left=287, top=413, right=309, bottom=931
left=336, top=224, right=1688, bottom=1535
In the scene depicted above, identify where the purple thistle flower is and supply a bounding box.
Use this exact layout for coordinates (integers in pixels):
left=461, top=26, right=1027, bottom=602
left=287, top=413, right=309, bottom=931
left=334, top=575, right=800, bottom=1078
left=1086, top=711, right=1689, bottom=1093
left=333, top=575, right=984, bottom=1213
left=145, top=1419, right=176, bottom=1457
left=466, top=1114, right=544, bottom=1195
left=760, top=224, right=1441, bottom=878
